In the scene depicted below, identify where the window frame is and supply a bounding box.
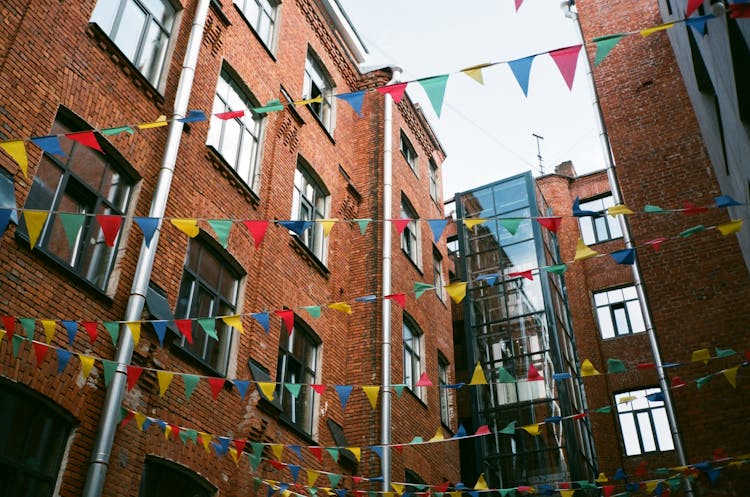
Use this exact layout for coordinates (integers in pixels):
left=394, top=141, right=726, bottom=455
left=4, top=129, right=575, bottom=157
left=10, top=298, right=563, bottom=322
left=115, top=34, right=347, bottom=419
left=403, top=315, right=426, bottom=402
left=437, top=354, right=452, bottom=427
left=139, top=456, right=215, bottom=497
left=432, top=245, right=446, bottom=302
left=291, top=159, right=330, bottom=263
left=615, top=388, right=675, bottom=456
left=400, top=196, right=421, bottom=268
left=233, top=0, right=279, bottom=51
left=400, top=131, right=418, bottom=175
left=0, top=167, right=18, bottom=224
left=593, top=285, right=646, bottom=339
left=302, top=50, right=335, bottom=133
left=428, top=158, right=439, bottom=202
left=578, top=194, right=623, bottom=245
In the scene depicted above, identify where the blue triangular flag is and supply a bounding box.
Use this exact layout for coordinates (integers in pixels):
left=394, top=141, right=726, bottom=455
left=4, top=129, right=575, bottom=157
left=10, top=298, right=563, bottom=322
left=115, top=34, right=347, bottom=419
left=454, top=424, right=467, bottom=438
left=142, top=418, right=154, bottom=431
left=251, top=312, right=270, bottom=333
left=468, top=492, right=478, bottom=497
left=278, top=483, right=290, bottom=494
left=544, top=416, right=562, bottom=424
left=0, top=209, right=13, bottom=238
left=610, top=248, right=635, bottom=265
left=234, top=379, right=250, bottom=400
left=646, top=392, right=665, bottom=402
left=152, top=321, right=167, bottom=346
left=335, top=385, right=353, bottom=410
left=278, top=220, right=313, bottom=236
left=476, top=274, right=499, bottom=287
left=288, top=445, right=302, bottom=460
left=134, top=217, right=160, bottom=248
left=177, top=110, right=207, bottom=123
left=707, top=467, right=721, bottom=484
left=508, top=55, right=535, bottom=97
left=686, top=14, right=712, bottom=36
left=715, top=194, right=742, bottom=208
left=370, top=445, right=383, bottom=459
left=288, top=464, right=300, bottom=482
left=552, top=372, right=572, bottom=381
left=354, top=295, right=377, bottom=303
left=335, top=91, right=366, bottom=117
left=56, top=349, right=72, bottom=373
left=625, top=483, right=640, bottom=492
left=572, top=197, right=601, bottom=217
left=61, top=320, right=78, bottom=345
left=31, top=135, right=65, bottom=156
left=336, top=489, right=348, bottom=497
left=266, top=484, right=275, bottom=497
left=427, top=219, right=448, bottom=242
left=613, top=468, right=627, bottom=480
left=213, top=437, right=230, bottom=456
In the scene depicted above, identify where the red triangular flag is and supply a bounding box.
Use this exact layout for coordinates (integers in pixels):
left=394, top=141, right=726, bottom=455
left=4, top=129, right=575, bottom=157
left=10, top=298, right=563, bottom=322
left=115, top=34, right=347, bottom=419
left=635, top=461, right=648, bottom=478
left=96, top=215, right=123, bottom=247
left=243, top=220, right=269, bottom=249
left=2, top=316, right=15, bottom=339
left=414, top=371, right=433, bottom=387
left=391, top=219, right=411, bottom=235
left=175, top=319, right=193, bottom=344
left=121, top=410, right=136, bottom=427
left=672, top=376, right=686, bottom=388
left=558, top=482, right=571, bottom=490
left=686, top=0, right=702, bottom=16
left=352, top=476, right=365, bottom=485
left=275, top=309, right=294, bottom=334
left=268, top=460, right=286, bottom=470
left=731, top=3, right=750, bottom=18
left=82, top=321, right=98, bottom=343
left=527, top=363, right=544, bottom=381
left=376, top=82, right=408, bottom=103
left=216, top=110, right=244, bottom=120
left=234, top=438, right=246, bottom=454
left=645, top=237, right=668, bottom=251
left=66, top=131, right=103, bottom=152
left=309, top=446, right=323, bottom=462
left=682, top=201, right=708, bottom=215
left=602, top=485, right=615, bottom=497
left=32, top=342, right=49, bottom=366
left=636, top=362, right=656, bottom=370
left=435, top=482, right=451, bottom=493
left=384, top=293, right=406, bottom=308
left=208, top=377, right=225, bottom=399
left=126, top=366, right=143, bottom=391
left=536, top=216, right=562, bottom=233
left=572, top=413, right=587, bottom=420
left=514, top=0, right=523, bottom=10
left=311, top=384, right=326, bottom=395
left=508, top=270, right=533, bottom=281
left=393, top=444, right=404, bottom=454
left=474, top=425, right=491, bottom=436
left=549, top=45, right=582, bottom=90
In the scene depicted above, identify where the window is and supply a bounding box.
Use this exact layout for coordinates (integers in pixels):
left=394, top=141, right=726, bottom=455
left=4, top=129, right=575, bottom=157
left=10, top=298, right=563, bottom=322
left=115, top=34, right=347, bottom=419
left=139, top=456, right=214, bottom=497
left=578, top=194, right=623, bottom=245
left=276, top=319, right=319, bottom=434
left=0, top=168, right=17, bottom=224
left=615, top=388, right=674, bottom=456
left=234, top=0, right=279, bottom=48
left=438, top=355, right=451, bottom=427
left=403, top=316, right=425, bottom=401
left=175, top=236, right=243, bottom=376
left=207, top=69, right=264, bottom=190
left=0, top=380, right=74, bottom=497
left=433, top=247, right=445, bottom=302
left=90, top=0, right=176, bottom=86
left=429, top=159, right=439, bottom=201
left=302, top=51, right=334, bottom=131
left=291, top=161, right=329, bottom=262
left=593, top=286, right=646, bottom=339
left=19, top=112, right=136, bottom=291
left=401, top=197, right=421, bottom=267
left=400, top=132, right=418, bottom=174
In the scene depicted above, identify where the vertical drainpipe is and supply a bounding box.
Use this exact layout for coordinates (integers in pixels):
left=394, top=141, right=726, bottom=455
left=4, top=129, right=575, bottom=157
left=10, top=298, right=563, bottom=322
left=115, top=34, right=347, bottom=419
left=81, top=1, right=212, bottom=496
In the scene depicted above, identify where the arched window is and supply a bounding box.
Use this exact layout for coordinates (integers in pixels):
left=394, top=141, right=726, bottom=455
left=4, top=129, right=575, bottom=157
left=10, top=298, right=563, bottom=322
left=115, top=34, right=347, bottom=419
left=139, top=456, right=215, bottom=497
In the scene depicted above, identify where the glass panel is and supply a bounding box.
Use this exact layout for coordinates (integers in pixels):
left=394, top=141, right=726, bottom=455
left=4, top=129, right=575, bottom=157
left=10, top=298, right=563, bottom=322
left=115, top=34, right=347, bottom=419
left=139, top=22, right=169, bottom=83
left=637, top=412, right=656, bottom=452
left=597, top=307, right=614, bottom=339
left=81, top=205, right=117, bottom=288
left=492, top=177, right=528, bottom=214
left=622, top=286, right=637, bottom=300
left=198, top=247, right=222, bottom=290
left=100, top=168, right=131, bottom=212
left=90, top=0, right=118, bottom=32
left=220, top=119, right=242, bottom=168
left=579, top=218, right=595, bottom=245
left=626, top=300, right=646, bottom=332
left=142, top=0, right=174, bottom=27
left=593, top=292, right=608, bottom=306
left=619, top=413, right=641, bottom=455
left=608, top=215, right=623, bottom=238
left=613, top=305, right=629, bottom=334
left=68, top=143, right=105, bottom=190
left=113, top=2, right=147, bottom=61
left=652, top=408, right=675, bottom=451
left=607, top=288, right=624, bottom=303
left=593, top=216, right=608, bottom=240
left=501, top=240, right=536, bottom=273
left=46, top=190, right=91, bottom=265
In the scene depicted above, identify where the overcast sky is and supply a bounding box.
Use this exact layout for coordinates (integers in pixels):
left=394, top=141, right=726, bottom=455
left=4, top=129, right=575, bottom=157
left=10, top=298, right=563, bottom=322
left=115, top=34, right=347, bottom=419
left=338, top=0, right=607, bottom=201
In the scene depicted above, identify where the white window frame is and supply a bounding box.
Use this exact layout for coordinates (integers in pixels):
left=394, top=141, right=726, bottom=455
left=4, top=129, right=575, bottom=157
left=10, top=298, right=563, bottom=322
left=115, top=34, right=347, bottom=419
left=233, top=0, right=279, bottom=49
left=433, top=246, right=446, bottom=302
left=291, top=160, right=330, bottom=263
left=400, top=197, right=421, bottom=268
left=302, top=51, right=335, bottom=133
left=438, top=355, right=452, bottom=427
left=429, top=159, right=439, bottom=201
left=615, top=388, right=675, bottom=456
left=403, top=316, right=426, bottom=402
left=400, top=131, right=418, bottom=174
left=578, top=194, right=623, bottom=245
left=276, top=321, right=321, bottom=436
left=593, top=286, right=646, bottom=339
left=206, top=68, right=264, bottom=191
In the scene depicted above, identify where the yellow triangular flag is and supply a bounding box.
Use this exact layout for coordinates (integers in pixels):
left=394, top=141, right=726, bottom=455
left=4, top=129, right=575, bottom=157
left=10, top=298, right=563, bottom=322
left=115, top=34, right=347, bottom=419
left=644, top=481, right=660, bottom=493
left=222, top=314, right=244, bottom=334
left=449, top=492, right=461, bottom=497
left=127, top=322, right=141, bottom=346
left=580, top=359, right=601, bottom=377
left=135, top=412, right=148, bottom=431
left=469, top=362, right=488, bottom=385
left=362, top=386, right=380, bottom=409
left=327, top=302, right=352, bottom=314
left=445, top=282, right=467, bottom=304
left=171, top=218, right=199, bottom=238
left=461, top=64, right=491, bottom=85
left=0, top=330, right=5, bottom=343
left=724, top=366, right=739, bottom=388
left=691, top=348, right=711, bottom=364
left=307, top=469, right=320, bottom=486
left=164, top=424, right=172, bottom=440
left=271, top=443, right=284, bottom=460
left=41, top=319, right=56, bottom=344
left=295, top=96, right=324, bottom=106
left=23, top=210, right=49, bottom=248
left=199, top=432, right=212, bottom=453
left=391, top=484, right=405, bottom=495
left=607, top=204, right=634, bottom=216
left=319, top=219, right=338, bottom=237
left=79, top=355, right=95, bottom=379
left=574, top=238, right=598, bottom=261
left=560, top=491, right=575, bottom=497
left=640, top=22, right=675, bottom=37
left=157, top=371, right=174, bottom=397
left=618, top=395, right=637, bottom=404
left=595, top=472, right=609, bottom=483
left=229, top=447, right=240, bottom=465
left=257, top=381, right=276, bottom=401
left=463, top=218, right=487, bottom=229
left=347, top=447, right=361, bottom=462
left=137, top=115, right=168, bottom=129
left=429, top=427, right=445, bottom=442
left=521, top=424, right=541, bottom=436
left=0, top=140, right=28, bottom=177
left=718, top=219, right=743, bottom=236
left=474, top=474, right=489, bottom=490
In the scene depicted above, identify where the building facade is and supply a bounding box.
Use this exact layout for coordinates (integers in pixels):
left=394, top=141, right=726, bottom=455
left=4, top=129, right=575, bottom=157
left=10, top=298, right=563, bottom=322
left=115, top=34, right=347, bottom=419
left=0, top=1, right=458, bottom=496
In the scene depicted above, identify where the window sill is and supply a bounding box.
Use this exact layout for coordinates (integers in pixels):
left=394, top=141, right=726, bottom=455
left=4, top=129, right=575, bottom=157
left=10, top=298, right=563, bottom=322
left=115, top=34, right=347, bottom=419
left=405, top=386, right=428, bottom=408
left=401, top=249, right=424, bottom=275
left=277, top=415, right=317, bottom=444
left=289, top=236, right=330, bottom=279
left=304, top=106, right=336, bottom=145
left=232, top=4, right=277, bottom=62
left=205, top=146, right=260, bottom=209
left=86, top=23, right=165, bottom=105
left=600, top=330, right=647, bottom=341
left=171, top=341, right=228, bottom=378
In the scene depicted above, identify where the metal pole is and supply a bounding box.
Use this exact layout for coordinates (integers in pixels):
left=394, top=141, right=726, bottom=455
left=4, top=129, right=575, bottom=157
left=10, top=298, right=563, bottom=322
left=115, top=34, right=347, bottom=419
left=563, top=3, right=694, bottom=494
left=81, top=2, right=211, bottom=495
left=381, top=65, right=402, bottom=493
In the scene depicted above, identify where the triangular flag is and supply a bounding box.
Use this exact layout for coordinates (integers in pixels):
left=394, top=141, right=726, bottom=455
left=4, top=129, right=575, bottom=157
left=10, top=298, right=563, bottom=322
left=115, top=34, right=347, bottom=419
left=326, top=446, right=340, bottom=462
left=11, top=335, right=23, bottom=358
left=461, top=62, right=492, bottom=84
left=208, top=378, right=225, bottom=399
left=198, top=318, right=218, bottom=340
left=208, top=219, right=232, bottom=247
left=66, top=131, right=102, bottom=152
left=427, top=219, right=448, bottom=242
left=580, top=359, right=601, bottom=376
left=177, top=110, right=207, bottom=123
left=287, top=464, right=300, bottom=482
left=32, top=342, right=49, bottom=366
left=275, top=309, right=294, bottom=334
left=278, top=220, right=313, bottom=236
left=543, top=264, right=567, bottom=274
left=327, top=302, right=352, bottom=314
left=0, top=140, right=28, bottom=177
left=391, top=218, right=411, bottom=235
left=715, top=194, right=742, bottom=208
left=171, top=218, right=199, bottom=238
left=183, top=374, right=200, bottom=401
left=61, top=320, right=78, bottom=345
left=126, top=321, right=141, bottom=346
left=126, top=366, right=143, bottom=391
left=463, top=218, right=486, bottom=229
left=499, top=218, right=523, bottom=235
left=500, top=420, right=517, bottom=435
left=445, top=282, right=467, bottom=304
left=593, top=34, right=628, bottom=66
left=318, top=219, right=338, bottom=238
left=222, top=314, right=244, bottom=334
left=82, top=321, right=97, bottom=343
left=644, top=204, right=667, bottom=213
left=414, top=282, right=436, bottom=299
left=137, top=115, right=168, bottom=129
left=311, top=384, right=326, bottom=395
left=717, top=219, right=743, bottom=236
left=309, top=446, right=323, bottom=462
left=41, top=319, right=56, bottom=344
left=552, top=372, right=571, bottom=381
left=497, top=367, right=516, bottom=383
left=134, top=217, right=159, bottom=247
left=715, top=347, right=736, bottom=358
left=56, top=349, right=72, bottom=373
left=536, top=216, right=562, bottom=233
left=234, top=379, right=250, bottom=399
left=474, top=474, right=489, bottom=491
left=527, top=363, right=543, bottom=381
left=641, top=22, right=675, bottom=37
left=215, top=110, right=244, bottom=120
left=370, top=445, right=383, bottom=459
left=251, top=312, right=270, bottom=333
left=602, top=485, right=615, bottom=497
left=521, top=424, right=541, bottom=436
left=284, top=382, right=301, bottom=398
left=384, top=293, right=406, bottom=308
left=415, top=371, right=433, bottom=387
left=23, top=210, right=48, bottom=248
left=574, top=239, right=598, bottom=261
left=362, top=386, right=380, bottom=409
left=294, top=95, right=323, bottom=106
left=607, top=204, right=634, bottom=216
left=102, top=360, right=118, bottom=387
left=257, top=382, right=276, bottom=401
left=376, top=82, right=408, bottom=103
left=476, top=274, right=498, bottom=287
left=508, top=270, right=533, bottom=281
left=392, top=483, right=405, bottom=495
left=174, top=319, right=193, bottom=344
left=302, top=306, right=322, bottom=318
left=611, top=248, right=635, bottom=265
left=607, top=358, right=628, bottom=373
left=336, top=91, right=366, bottom=116
left=307, top=470, right=320, bottom=486
left=469, top=362, right=488, bottom=385
left=686, top=0, right=703, bottom=16
left=347, top=447, right=361, bottom=462
left=19, top=317, right=35, bottom=340
left=243, top=220, right=268, bottom=248
left=30, top=135, right=65, bottom=156
left=508, top=55, right=535, bottom=96
left=253, top=99, right=284, bottom=113
left=157, top=371, right=174, bottom=397
left=101, top=126, right=134, bottom=136
left=559, top=491, right=575, bottom=497
left=393, top=384, right=405, bottom=397
left=354, top=218, right=371, bottom=235
left=335, top=385, right=354, bottom=409
left=692, top=348, right=711, bottom=364
left=549, top=45, right=582, bottom=90
left=724, top=366, right=739, bottom=388
left=418, top=75, right=449, bottom=117
left=573, top=197, right=601, bottom=217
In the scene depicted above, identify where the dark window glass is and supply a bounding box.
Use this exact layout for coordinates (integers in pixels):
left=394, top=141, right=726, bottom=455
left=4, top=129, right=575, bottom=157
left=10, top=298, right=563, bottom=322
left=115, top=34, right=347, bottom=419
left=276, top=320, right=319, bottom=434
left=139, top=457, right=214, bottom=497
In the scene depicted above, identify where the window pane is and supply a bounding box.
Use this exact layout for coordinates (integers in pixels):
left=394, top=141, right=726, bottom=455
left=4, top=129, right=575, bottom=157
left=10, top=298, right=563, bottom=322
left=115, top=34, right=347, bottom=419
left=138, top=22, right=169, bottom=83
left=608, top=215, right=623, bottom=238
left=652, top=408, right=675, bottom=451
left=613, top=305, right=629, bottom=334
left=607, top=288, right=624, bottom=302
left=596, top=307, right=615, bottom=339
left=636, top=411, right=657, bottom=452
left=579, top=218, right=595, bottom=245
left=619, top=413, right=641, bottom=455
left=626, top=300, right=646, bottom=332
left=141, top=458, right=212, bottom=497
left=113, top=2, right=147, bottom=60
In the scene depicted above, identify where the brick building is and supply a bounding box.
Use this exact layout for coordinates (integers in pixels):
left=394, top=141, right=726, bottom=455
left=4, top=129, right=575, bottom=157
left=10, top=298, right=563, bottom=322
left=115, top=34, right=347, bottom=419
left=0, top=1, right=459, bottom=496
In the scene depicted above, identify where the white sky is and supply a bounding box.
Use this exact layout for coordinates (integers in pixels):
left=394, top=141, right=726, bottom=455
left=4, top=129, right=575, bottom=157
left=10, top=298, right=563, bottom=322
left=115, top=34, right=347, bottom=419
left=338, top=0, right=607, bottom=200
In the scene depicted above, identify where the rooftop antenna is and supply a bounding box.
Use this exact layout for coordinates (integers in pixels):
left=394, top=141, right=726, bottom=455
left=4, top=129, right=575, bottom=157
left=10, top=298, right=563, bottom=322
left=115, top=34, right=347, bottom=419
left=532, top=133, right=545, bottom=175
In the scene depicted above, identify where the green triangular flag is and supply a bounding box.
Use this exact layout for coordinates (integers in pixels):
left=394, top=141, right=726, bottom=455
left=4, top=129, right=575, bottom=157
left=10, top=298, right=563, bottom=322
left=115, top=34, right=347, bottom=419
left=355, top=218, right=371, bottom=235
left=499, top=218, right=522, bottom=236
left=253, top=99, right=284, bottom=114
left=309, top=488, right=318, bottom=497
left=595, top=405, right=612, bottom=413
left=183, top=374, right=201, bottom=401
left=197, top=318, right=218, bottom=340
left=12, top=335, right=24, bottom=358
left=285, top=383, right=302, bottom=398
left=248, top=454, right=262, bottom=472
left=644, top=204, right=665, bottom=213
left=410, top=436, right=424, bottom=444
left=607, top=358, right=627, bottom=373
left=102, top=360, right=118, bottom=387
left=103, top=322, right=120, bottom=346
left=302, top=306, right=322, bottom=318
left=679, top=225, right=705, bottom=238
left=414, top=282, right=436, bottom=299
left=497, top=367, right=516, bottom=383
left=326, top=447, right=339, bottom=462
left=667, top=476, right=682, bottom=492
left=715, top=347, right=736, bottom=358
left=19, top=318, right=35, bottom=340
left=58, top=213, right=86, bottom=248
left=498, top=490, right=515, bottom=497
left=251, top=442, right=264, bottom=458
left=328, top=474, right=341, bottom=487
left=543, top=264, right=568, bottom=275
left=696, top=375, right=712, bottom=389
left=393, top=384, right=405, bottom=397
left=207, top=219, right=232, bottom=248
left=576, top=481, right=597, bottom=489
left=101, top=126, right=135, bottom=136
left=418, top=74, right=450, bottom=117
left=179, top=428, right=197, bottom=445
left=593, top=34, right=627, bottom=66
left=499, top=421, right=517, bottom=435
